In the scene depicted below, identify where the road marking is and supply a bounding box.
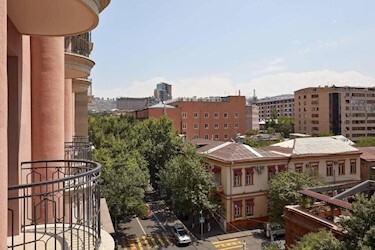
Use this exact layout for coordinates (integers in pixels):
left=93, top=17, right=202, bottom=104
left=142, top=235, right=150, bottom=249
left=212, top=238, right=243, bottom=250
left=155, top=233, right=166, bottom=248
left=161, top=231, right=171, bottom=245
left=135, top=237, right=143, bottom=250
left=151, top=211, right=166, bottom=232
left=136, top=217, right=147, bottom=236
left=148, top=234, right=157, bottom=247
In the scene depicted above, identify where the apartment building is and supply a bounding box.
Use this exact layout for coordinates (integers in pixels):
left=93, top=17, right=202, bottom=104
left=294, top=86, right=375, bottom=140
left=256, top=94, right=294, bottom=121
left=246, top=105, right=260, bottom=131
left=135, top=96, right=247, bottom=141
left=1, top=0, right=113, bottom=248
left=194, top=136, right=361, bottom=231
left=116, top=97, right=157, bottom=111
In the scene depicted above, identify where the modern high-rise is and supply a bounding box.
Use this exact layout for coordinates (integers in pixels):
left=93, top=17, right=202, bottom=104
left=256, top=94, right=294, bottom=120
left=154, top=82, right=172, bottom=102
left=1, top=0, right=114, bottom=248
left=294, top=86, right=375, bottom=140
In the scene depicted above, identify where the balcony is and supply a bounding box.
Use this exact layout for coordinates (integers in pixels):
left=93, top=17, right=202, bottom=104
left=73, top=78, right=92, bottom=93
left=7, top=160, right=114, bottom=249
left=65, top=140, right=93, bottom=161
left=8, top=0, right=101, bottom=36
left=65, top=34, right=95, bottom=79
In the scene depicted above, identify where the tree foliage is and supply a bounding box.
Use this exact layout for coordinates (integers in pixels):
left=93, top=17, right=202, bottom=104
left=291, top=230, right=341, bottom=250
left=340, top=194, right=375, bottom=250
left=268, top=171, right=324, bottom=224
left=265, top=116, right=294, bottom=138
left=354, top=137, right=375, bottom=147
left=158, top=143, right=217, bottom=216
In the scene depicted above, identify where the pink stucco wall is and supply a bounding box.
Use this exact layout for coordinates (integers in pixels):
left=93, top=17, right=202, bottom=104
left=0, top=0, right=7, bottom=247
left=31, top=36, right=64, bottom=161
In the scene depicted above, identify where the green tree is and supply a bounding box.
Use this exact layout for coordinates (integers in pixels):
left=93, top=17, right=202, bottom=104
left=291, top=230, right=341, bottom=250
left=132, top=116, right=182, bottom=188
left=268, top=171, right=324, bottom=224
left=276, top=116, right=294, bottom=138
left=158, top=143, right=217, bottom=216
left=93, top=136, right=149, bottom=218
left=340, top=194, right=375, bottom=250
left=354, top=137, right=375, bottom=147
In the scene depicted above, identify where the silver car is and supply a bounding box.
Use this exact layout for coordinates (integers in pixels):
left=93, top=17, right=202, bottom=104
left=172, top=223, right=192, bottom=245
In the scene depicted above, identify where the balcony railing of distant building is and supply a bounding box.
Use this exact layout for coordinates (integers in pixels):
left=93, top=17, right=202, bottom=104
left=7, top=160, right=101, bottom=249
left=65, top=32, right=92, bottom=57
left=88, top=81, right=93, bottom=96
left=65, top=138, right=93, bottom=161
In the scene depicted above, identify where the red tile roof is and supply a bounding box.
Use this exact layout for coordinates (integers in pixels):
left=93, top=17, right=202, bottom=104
left=359, top=147, right=375, bottom=161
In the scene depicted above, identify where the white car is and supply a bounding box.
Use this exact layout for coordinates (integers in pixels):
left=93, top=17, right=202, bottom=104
left=172, top=223, right=192, bottom=245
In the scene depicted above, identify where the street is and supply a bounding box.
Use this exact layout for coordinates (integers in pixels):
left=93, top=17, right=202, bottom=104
left=117, top=190, right=284, bottom=250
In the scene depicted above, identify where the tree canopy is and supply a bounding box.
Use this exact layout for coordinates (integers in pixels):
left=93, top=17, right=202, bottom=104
left=158, top=143, right=217, bottom=216
left=267, top=171, right=324, bottom=224
left=340, top=194, right=375, bottom=250
left=291, top=230, right=341, bottom=250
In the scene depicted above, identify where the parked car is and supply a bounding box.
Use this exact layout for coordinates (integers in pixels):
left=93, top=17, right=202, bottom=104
left=172, top=223, right=192, bottom=245
left=264, top=222, right=285, bottom=238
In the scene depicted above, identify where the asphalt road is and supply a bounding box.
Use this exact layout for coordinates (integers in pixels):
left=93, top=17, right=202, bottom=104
left=117, top=190, right=285, bottom=250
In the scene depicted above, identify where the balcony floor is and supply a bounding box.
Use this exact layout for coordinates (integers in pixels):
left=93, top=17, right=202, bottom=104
left=8, top=224, right=114, bottom=250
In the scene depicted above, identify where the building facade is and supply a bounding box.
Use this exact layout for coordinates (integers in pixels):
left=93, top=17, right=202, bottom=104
left=256, top=94, right=294, bottom=121
left=294, top=86, right=375, bottom=140
left=194, top=136, right=361, bottom=232
left=135, top=96, right=247, bottom=141
left=246, top=105, right=260, bottom=131
left=1, top=0, right=113, bottom=248
left=154, top=82, right=172, bottom=102
left=116, top=96, right=156, bottom=111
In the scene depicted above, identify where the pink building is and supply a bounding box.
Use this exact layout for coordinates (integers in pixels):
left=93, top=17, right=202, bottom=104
left=1, top=1, right=113, bottom=249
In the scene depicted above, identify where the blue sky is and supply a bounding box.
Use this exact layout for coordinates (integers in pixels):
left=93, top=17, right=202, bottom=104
left=91, top=0, right=375, bottom=99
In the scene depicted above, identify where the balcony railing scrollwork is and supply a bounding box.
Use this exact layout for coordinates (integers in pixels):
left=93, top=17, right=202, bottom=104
left=65, top=138, right=93, bottom=161
left=7, top=160, right=101, bottom=249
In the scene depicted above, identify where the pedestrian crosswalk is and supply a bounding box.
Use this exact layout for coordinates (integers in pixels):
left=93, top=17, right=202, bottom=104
left=212, top=238, right=243, bottom=250
left=122, top=230, right=174, bottom=250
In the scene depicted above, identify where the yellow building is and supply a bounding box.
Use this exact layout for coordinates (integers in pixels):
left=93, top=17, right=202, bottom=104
left=194, top=136, right=361, bottom=231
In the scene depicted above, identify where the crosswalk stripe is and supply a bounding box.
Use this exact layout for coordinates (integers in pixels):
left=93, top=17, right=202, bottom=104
left=161, top=232, right=171, bottom=245
left=213, top=238, right=240, bottom=245
left=220, top=245, right=243, bottom=250
left=148, top=234, right=157, bottom=248
left=135, top=237, right=143, bottom=250
left=142, top=236, right=150, bottom=249
left=155, top=233, right=166, bottom=248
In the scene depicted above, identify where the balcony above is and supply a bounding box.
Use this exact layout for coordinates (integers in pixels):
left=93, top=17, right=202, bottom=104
left=72, top=78, right=92, bottom=93
left=99, top=0, right=112, bottom=13
left=7, top=0, right=101, bottom=36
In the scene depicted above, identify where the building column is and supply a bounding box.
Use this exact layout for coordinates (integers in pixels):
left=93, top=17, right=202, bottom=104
left=31, top=36, right=64, bottom=161
left=64, top=79, right=73, bottom=142
left=75, top=91, right=89, bottom=137
left=0, top=0, right=7, bottom=247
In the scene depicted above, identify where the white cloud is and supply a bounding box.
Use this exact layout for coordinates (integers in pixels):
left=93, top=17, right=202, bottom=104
left=299, top=39, right=346, bottom=55
left=237, top=70, right=375, bottom=98
left=94, top=70, right=375, bottom=99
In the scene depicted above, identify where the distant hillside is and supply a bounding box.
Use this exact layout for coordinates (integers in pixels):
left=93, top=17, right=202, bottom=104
left=89, top=97, right=116, bottom=112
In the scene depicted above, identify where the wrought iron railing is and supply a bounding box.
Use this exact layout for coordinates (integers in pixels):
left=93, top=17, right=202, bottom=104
left=7, top=160, right=101, bottom=249
left=65, top=32, right=92, bottom=57
left=65, top=140, right=93, bottom=161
